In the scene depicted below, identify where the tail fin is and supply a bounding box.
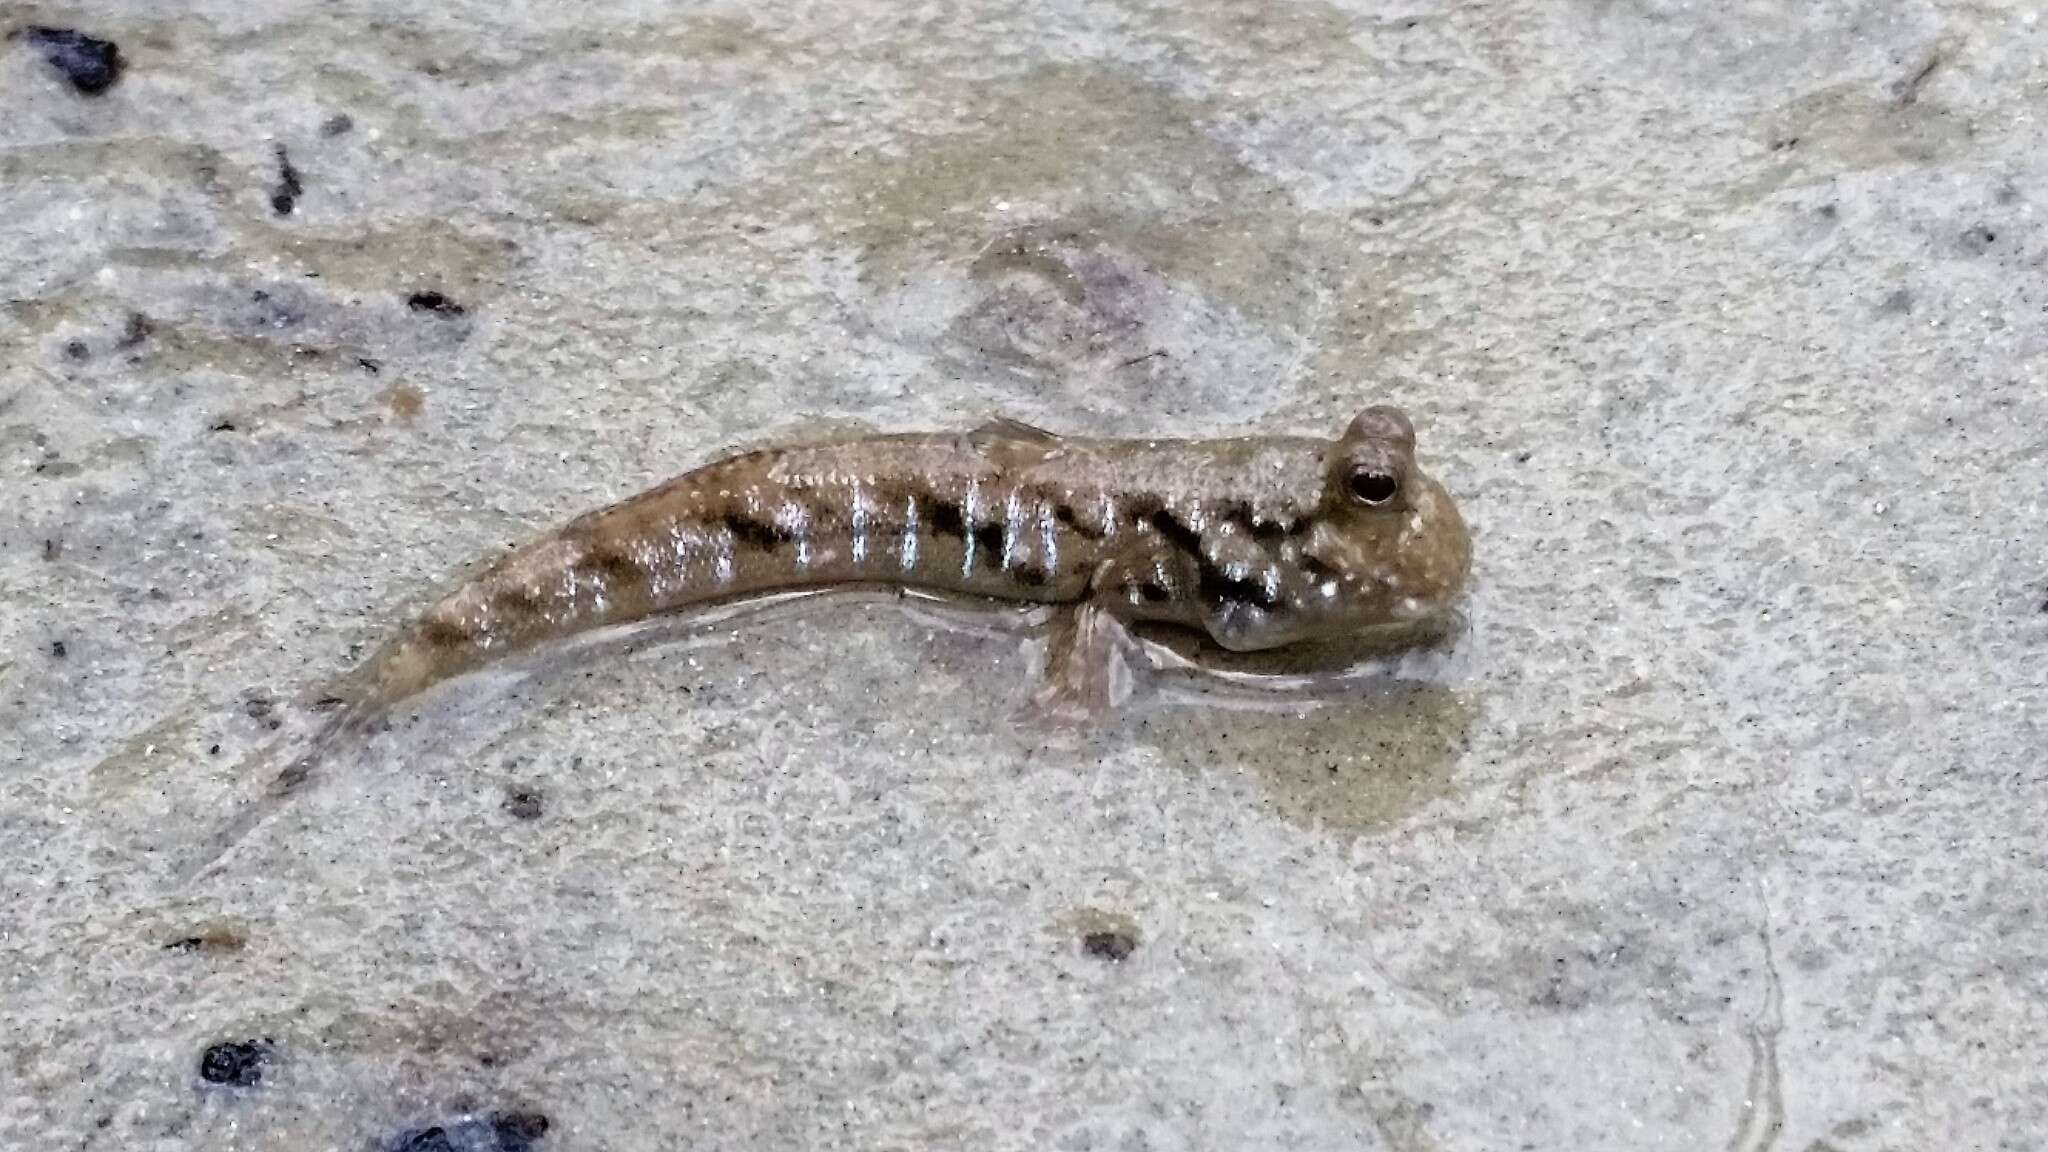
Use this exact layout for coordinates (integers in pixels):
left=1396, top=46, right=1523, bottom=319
left=176, top=630, right=445, bottom=884
left=175, top=704, right=378, bottom=883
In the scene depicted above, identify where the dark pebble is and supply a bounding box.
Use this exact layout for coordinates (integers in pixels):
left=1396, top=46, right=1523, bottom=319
left=164, top=926, right=246, bottom=953
left=270, top=144, right=303, bottom=216
left=117, top=312, right=153, bottom=348
left=503, top=788, right=545, bottom=821
left=392, top=1129, right=458, bottom=1152
left=386, top=1111, right=550, bottom=1152
left=209, top=419, right=237, bottom=432
left=491, top=1111, right=551, bottom=1150
left=49, top=640, right=67, bottom=659
left=15, top=27, right=124, bottom=95
left=63, top=339, right=90, bottom=360
left=406, top=291, right=466, bottom=316
left=320, top=113, right=355, bottom=136
left=1081, top=930, right=1137, bottom=962
left=198, top=1040, right=270, bottom=1087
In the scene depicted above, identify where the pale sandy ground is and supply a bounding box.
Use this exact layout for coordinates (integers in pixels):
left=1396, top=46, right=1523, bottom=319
left=3, top=2, right=2045, bottom=1149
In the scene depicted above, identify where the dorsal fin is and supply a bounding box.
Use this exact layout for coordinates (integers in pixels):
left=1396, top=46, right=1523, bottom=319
left=969, top=416, right=1063, bottom=447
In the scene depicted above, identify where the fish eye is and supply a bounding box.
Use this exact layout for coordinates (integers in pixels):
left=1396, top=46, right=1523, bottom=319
left=1347, top=469, right=1399, bottom=506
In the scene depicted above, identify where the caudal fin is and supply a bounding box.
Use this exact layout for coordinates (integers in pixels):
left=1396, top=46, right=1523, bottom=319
left=175, top=631, right=443, bottom=883
left=176, top=705, right=381, bottom=883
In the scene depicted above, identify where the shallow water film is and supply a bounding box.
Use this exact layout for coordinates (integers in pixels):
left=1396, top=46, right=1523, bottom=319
left=4, top=2, right=2046, bottom=1149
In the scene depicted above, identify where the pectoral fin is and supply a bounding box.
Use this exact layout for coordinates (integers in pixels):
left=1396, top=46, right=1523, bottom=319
left=1025, top=601, right=1146, bottom=726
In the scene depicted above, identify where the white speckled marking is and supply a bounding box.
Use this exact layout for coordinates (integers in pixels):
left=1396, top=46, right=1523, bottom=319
left=1001, top=488, right=1023, bottom=570
left=961, top=480, right=982, bottom=578
left=778, top=501, right=812, bottom=569
left=713, top=530, right=735, bottom=586
left=850, top=483, right=869, bottom=565
left=899, top=495, right=920, bottom=572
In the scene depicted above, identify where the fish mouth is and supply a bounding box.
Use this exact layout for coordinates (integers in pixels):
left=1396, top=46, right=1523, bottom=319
left=1358, top=605, right=1463, bottom=648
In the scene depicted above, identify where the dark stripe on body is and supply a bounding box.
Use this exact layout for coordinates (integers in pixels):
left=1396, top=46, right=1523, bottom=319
left=724, top=512, right=791, bottom=551
left=1147, top=509, right=1205, bottom=555
left=1053, top=502, right=1109, bottom=540
left=1197, top=562, right=1281, bottom=610
left=579, top=539, right=646, bottom=585
left=929, top=497, right=1007, bottom=554
left=419, top=617, right=471, bottom=649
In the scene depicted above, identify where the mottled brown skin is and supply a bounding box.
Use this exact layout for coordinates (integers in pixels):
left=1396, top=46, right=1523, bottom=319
left=186, top=407, right=1471, bottom=873
left=341, top=406, right=1471, bottom=719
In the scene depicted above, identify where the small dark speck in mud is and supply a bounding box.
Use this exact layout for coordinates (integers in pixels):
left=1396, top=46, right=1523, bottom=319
left=243, top=694, right=282, bottom=730
left=387, top=1110, right=551, bottom=1152
left=1514, top=450, right=1534, bottom=464
left=14, top=27, right=124, bottom=95
left=49, top=640, right=68, bottom=658
left=1082, top=930, right=1137, bottom=962
left=117, top=312, right=153, bottom=348
left=504, top=787, right=545, bottom=820
left=63, top=339, right=90, bottom=361
left=311, top=695, right=347, bottom=711
left=209, top=418, right=237, bottom=432
left=198, top=1040, right=271, bottom=1087
left=407, top=290, right=466, bottom=316
left=42, top=538, right=61, bottom=561
left=270, top=144, right=303, bottom=216
left=358, top=357, right=383, bottom=374
left=1877, top=288, right=1913, bottom=316
left=320, top=113, right=354, bottom=137
left=165, top=926, right=247, bottom=954
left=1960, top=225, right=1997, bottom=254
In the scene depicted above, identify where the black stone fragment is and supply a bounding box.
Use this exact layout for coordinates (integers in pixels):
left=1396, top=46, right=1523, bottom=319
left=198, top=1040, right=270, bottom=1087
left=385, top=1111, right=551, bottom=1152
left=270, top=144, right=303, bottom=216
left=504, top=787, right=545, bottom=820
left=1082, top=930, right=1137, bottom=961
left=407, top=291, right=466, bottom=316
left=15, top=27, right=124, bottom=95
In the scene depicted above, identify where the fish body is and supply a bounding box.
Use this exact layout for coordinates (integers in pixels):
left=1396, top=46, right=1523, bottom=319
left=190, top=406, right=1470, bottom=875
left=344, top=407, right=1471, bottom=720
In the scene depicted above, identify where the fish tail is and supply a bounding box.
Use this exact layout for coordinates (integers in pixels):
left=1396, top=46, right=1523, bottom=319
left=176, top=632, right=444, bottom=884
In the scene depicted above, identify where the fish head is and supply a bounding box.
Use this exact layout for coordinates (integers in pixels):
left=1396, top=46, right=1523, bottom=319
left=1295, top=405, right=1471, bottom=641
